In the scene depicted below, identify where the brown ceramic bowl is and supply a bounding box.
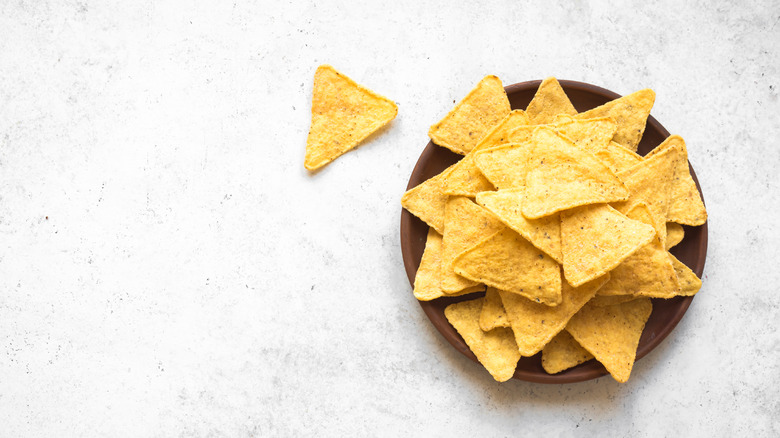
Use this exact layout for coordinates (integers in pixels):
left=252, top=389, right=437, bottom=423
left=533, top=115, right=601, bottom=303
left=400, top=80, right=708, bottom=383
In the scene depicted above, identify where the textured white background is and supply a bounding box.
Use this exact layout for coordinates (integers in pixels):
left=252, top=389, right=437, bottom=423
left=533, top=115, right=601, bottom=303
left=1, top=0, right=779, bottom=436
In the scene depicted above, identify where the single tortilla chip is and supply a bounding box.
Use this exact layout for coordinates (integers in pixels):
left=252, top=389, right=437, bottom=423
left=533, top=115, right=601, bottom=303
left=476, top=188, right=562, bottom=263
left=444, top=298, right=521, bottom=382
left=429, top=75, right=511, bottom=155
left=566, top=298, right=653, bottom=383
left=553, top=116, right=617, bottom=154
left=669, top=253, right=702, bottom=296
left=666, top=222, right=685, bottom=250
left=645, top=135, right=707, bottom=225
left=401, top=163, right=456, bottom=234
left=305, top=65, right=398, bottom=170
left=542, top=331, right=594, bottom=374
left=442, top=110, right=530, bottom=196
left=597, top=204, right=681, bottom=299
left=500, top=273, right=610, bottom=357
left=480, top=287, right=511, bottom=331
left=522, top=127, right=629, bottom=219
left=574, top=89, right=655, bottom=152
left=473, top=143, right=533, bottom=190
left=560, top=204, right=656, bottom=287
left=414, top=228, right=485, bottom=301
left=595, top=141, right=643, bottom=174
left=453, top=228, right=562, bottom=305
left=441, top=197, right=505, bottom=293
left=589, top=294, right=638, bottom=307
left=526, top=77, right=577, bottom=124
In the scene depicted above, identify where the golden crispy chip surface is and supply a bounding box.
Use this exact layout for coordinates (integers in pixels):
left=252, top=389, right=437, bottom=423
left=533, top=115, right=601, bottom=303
left=542, top=330, right=594, bottom=374
left=645, top=135, right=707, bottom=225
left=526, top=77, right=578, bottom=124
left=414, top=228, right=484, bottom=301
left=480, top=287, right=511, bottom=331
left=575, top=89, right=655, bottom=152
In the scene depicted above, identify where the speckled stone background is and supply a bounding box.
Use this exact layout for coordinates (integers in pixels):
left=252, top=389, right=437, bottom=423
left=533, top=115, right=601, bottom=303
left=1, top=1, right=778, bottom=436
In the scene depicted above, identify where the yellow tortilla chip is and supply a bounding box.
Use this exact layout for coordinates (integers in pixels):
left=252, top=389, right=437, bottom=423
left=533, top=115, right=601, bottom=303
left=666, top=222, right=685, bottom=250
left=597, top=204, right=681, bottom=299
left=575, top=89, right=655, bottom=152
left=566, top=298, right=653, bottom=383
left=413, top=228, right=485, bottom=301
left=522, top=127, right=629, bottom=219
left=645, top=135, right=707, bottom=225
left=560, top=204, right=656, bottom=287
left=441, top=197, right=505, bottom=293
left=304, top=65, right=398, bottom=170
left=500, top=273, right=610, bottom=357
left=595, top=141, right=643, bottom=174
left=526, top=77, right=577, bottom=124
left=476, top=188, right=562, bottom=263
left=429, top=75, right=511, bottom=155
left=444, top=298, right=520, bottom=382
left=442, top=110, right=530, bottom=196
left=542, top=330, right=594, bottom=374
left=453, top=227, right=562, bottom=305
left=473, top=143, right=533, bottom=190
left=589, top=294, right=638, bottom=307
left=480, top=287, right=510, bottom=331
left=400, top=163, right=456, bottom=234
left=553, top=116, right=617, bottom=154
left=669, top=253, right=702, bottom=296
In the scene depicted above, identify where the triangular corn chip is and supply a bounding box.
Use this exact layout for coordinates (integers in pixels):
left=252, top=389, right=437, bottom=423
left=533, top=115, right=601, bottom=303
left=442, top=110, right=530, bottom=196
left=473, top=143, right=533, bottom=190
left=665, top=222, right=685, bottom=250
left=526, top=77, right=577, bottom=124
left=645, top=135, right=707, bottom=225
left=541, top=330, right=594, bottom=374
left=522, top=127, right=629, bottom=219
left=429, top=75, right=511, bottom=155
left=480, top=287, right=511, bottom=331
left=553, top=116, right=617, bottom=154
left=441, top=197, right=505, bottom=293
left=444, top=298, right=520, bottom=382
left=597, top=204, right=680, bottom=299
left=574, top=89, right=655, bottom=152
left=476, top=188, right=562, bottom=263
left=413, top=228, right=485, bottom=301
left=304, top=65, right=397, bottom=170
left=500, top=273, right=609, bottom=357
left=453, top=228, right=562, bottom=305
left=560, top=204, right=656, bottom=287
left=595, top=141, right=643, bottom=174
left=589, top=294, right=638, bottom=307
left=401, top=163, right=456, bottom=234
left=566, top=298, right=653, bottom=383
left=669, top=253, right=702, bottom=296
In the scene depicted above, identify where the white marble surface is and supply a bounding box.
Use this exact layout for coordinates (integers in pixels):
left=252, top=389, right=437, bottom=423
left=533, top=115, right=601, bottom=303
left=1, top=1, right=778, bottom=436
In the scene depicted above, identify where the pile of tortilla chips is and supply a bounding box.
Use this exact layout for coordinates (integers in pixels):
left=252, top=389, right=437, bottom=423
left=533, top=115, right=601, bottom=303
left=403, top=77, right=706, bottom=383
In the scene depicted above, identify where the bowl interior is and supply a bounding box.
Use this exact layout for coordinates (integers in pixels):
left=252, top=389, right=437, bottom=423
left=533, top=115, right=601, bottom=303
left=400, top=80, right=708, bottom=383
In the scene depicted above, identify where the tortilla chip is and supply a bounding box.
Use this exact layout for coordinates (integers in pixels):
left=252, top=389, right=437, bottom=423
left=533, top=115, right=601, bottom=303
left=669, top=253, right=702, bottom=296
left=473, top=143, right=533, bottom=190
left=453, top=228, right=562, bottom=305
left=401, top=163, right=456, bottom=234
left=574, top=89, right=655, bottom=152
left=522, top=127, right=629, bottom=219
left=480, top=287, right=511, bottom=331
left=566, top=298, right=653, bottom=383
left=444, top=298, right=520, bottom=382
left=542, top=330, right=594, bottom=374
left=429, top=75, right=511, bottom=155
left=526, top=77, right=577, bottom=124
left=589, top=295, right=638, bottom=307
left=414, top=228, right=485, bottom=301
left=553, top=117, right=617, bottom=154
left=442, top=110, right=530, bottom=196
left=441, top=197, right=505, bottom=293
left=645, top=135, right=707, bottom=225
left=500, top=273, right=610, bottom=357
left=666, top=222, right=685, bottom=250
left=596, top=204, right=681, bottom=299
left=476, top=188, right=562, bottom=263
left=595, top=141, right=643, bottom=174
left=304, top=65, right=398, bottom=170
left=560, top=204, right=656, bottom=287
left=614, top=143, right=684, bottom=244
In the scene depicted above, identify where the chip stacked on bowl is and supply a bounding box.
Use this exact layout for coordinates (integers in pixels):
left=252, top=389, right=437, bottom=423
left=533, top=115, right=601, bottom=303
left=402, top=77, right=706, bottom=383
